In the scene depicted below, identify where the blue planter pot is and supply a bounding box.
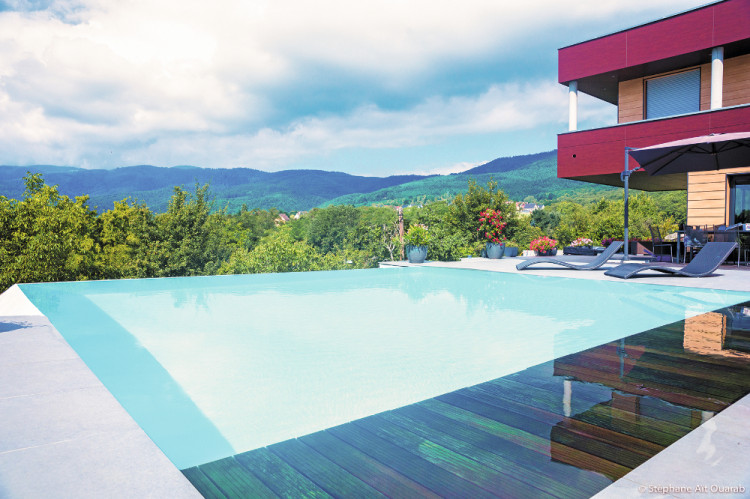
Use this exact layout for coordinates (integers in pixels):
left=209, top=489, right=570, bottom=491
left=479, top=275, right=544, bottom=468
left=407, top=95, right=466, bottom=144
left=485, top=243, right=505, bottom=259
left=505, top=247, right=518, bottom=257
left=406, top=245, right=428, bottom=263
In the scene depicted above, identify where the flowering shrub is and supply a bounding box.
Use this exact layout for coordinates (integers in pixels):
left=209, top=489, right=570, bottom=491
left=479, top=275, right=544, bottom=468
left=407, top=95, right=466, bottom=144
left=570, top=237, right=593, bottom=247
left=477, top=209, right=507, bottom=244
left=601, top=238, right=614, bottom=247
left=529, top=236, right=557, bottom=252
left=404, top=224, right=429, bottom=246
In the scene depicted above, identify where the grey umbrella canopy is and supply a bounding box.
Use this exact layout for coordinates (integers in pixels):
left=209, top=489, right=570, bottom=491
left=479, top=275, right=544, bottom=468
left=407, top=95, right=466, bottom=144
left=629, top=131, right=750, bottom=175
left=620, top=131, right=750, bottom=260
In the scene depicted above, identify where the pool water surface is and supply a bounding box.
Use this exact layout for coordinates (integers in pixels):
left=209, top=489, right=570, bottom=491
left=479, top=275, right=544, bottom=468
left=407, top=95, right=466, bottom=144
left=18, top=267, right=750, bottom=469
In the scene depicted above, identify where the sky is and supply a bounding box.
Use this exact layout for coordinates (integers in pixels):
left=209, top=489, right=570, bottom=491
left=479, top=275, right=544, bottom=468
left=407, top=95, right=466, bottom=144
left=0, top=0, right=710, bottom=177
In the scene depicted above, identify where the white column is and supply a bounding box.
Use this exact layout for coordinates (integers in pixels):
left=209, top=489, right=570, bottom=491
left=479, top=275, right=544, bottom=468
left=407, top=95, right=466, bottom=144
left=563, top=379, right=572, bottom=417
left=711, top=47, right=724, bottom=110
left=568, top=81, right=578, bottom=131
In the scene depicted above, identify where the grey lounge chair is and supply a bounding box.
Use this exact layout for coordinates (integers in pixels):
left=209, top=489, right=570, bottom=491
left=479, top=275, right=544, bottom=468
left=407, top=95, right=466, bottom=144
left=516, top=241, right=623, bottom=271
left=604, top=241, right=737, bottom=279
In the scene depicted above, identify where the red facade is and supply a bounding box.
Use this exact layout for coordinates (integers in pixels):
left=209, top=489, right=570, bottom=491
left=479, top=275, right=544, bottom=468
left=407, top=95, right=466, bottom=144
left=557, top=0, right=750, bottom=189
left=558, top=105, right=750, bottom=189
left=559, top=0, right=750, bottom=85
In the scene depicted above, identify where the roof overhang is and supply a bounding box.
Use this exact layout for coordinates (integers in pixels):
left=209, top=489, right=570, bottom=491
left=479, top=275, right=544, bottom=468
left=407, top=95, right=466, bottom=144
left=561, top=172, right=687, bottom=191
left=558, top=0, right=750, bottom=104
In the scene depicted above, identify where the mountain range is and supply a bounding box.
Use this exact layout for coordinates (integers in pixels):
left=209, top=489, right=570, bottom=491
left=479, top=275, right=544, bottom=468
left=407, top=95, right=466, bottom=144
left=0, top=150, right=616, bottom=213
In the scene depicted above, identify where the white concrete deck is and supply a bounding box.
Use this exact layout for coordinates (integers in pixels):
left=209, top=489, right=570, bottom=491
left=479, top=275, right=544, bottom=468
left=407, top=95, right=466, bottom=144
left=384, top=255, right=750, bottom=498
left=0, top=294, right=200, bottom=498
left=1, top=259, right=749, bottom=498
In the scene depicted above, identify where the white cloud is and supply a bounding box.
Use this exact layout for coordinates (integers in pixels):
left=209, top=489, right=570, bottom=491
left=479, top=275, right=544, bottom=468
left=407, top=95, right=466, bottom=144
left=98, top=80, right=570, bottom=169
left=0, top=0, right=705, bottom=171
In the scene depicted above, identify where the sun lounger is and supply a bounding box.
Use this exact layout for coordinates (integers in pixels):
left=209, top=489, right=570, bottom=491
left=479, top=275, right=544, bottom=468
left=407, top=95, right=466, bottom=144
left=516, top=241, right=623, bottom=271
left=604, top=242, right=737, bottom=279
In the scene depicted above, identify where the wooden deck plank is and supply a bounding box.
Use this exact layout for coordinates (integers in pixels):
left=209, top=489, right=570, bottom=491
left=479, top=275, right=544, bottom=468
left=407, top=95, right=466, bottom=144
left=514, top=363, right=697, bottom=426
left=384, top=405, right=590, bottom=498
left=434, top=392, right=551, bottom=454
left=299, top=431, right=441, bottom=498
left=328, top=422, right=497, bottom=498
left=267, top=438, right=386, bottom=498
left=551, top=361, right=732, bottom=412
left=353, top=415, right=534, bottom=499
left=421, top=396, right=630, bottom=483
left=568, top=347, right=750, bottom=389
left=482, top=376, right=706, bottom=441
left=197, top=457, right=277, bottom=498
left=447, top=379, right=666, bottom=459
left=456, top=386, right=652, bottom=469
left=234, top=447, right=331, bottom=498
left=181, top=467, right=229, bottom=499
left=557, top=351, right=750, bottom=400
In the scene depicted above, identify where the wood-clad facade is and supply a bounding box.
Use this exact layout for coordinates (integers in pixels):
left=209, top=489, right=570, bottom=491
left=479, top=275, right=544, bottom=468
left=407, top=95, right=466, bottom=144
left=558, top=0, right=750, bottom=228
left=617, top=53, right=750, bottom=124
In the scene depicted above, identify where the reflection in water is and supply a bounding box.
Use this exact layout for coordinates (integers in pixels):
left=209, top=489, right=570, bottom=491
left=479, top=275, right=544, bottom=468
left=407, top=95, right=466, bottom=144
left=549, top=301, right=750, bottom=482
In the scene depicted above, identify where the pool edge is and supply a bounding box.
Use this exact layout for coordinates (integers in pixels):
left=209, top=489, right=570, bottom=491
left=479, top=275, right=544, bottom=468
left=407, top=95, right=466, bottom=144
left=0, top=314, right=201, bottom=498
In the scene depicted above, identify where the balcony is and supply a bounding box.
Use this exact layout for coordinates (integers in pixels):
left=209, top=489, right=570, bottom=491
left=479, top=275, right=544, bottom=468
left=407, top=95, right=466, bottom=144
left=557, top=104, right=750, bottom=191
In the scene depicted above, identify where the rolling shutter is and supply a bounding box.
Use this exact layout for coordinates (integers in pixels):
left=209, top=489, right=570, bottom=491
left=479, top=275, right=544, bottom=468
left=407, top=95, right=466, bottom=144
left=645, top=69, right=700, bottom=120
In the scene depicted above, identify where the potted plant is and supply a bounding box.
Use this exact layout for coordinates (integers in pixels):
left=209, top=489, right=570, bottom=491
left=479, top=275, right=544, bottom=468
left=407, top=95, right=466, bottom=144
left=530, top=236, right=558, bottom=256
left=563, top=237, right=596, bottom=256
left=477, top=209, right=507, bottom=259
left=504, top=241, right=519, bottom=257
left=404, top=224, right=430, bottom=263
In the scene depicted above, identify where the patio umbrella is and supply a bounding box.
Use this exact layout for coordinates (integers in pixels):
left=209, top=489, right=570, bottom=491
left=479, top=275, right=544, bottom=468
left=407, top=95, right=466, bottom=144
left=621, top=131, right=750, bottom=260
left=629, top=132, right=750, bottom=176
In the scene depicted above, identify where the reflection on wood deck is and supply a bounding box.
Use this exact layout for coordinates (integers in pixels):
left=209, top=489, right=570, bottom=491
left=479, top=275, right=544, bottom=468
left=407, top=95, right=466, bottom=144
left=183, top=302, right=750, bottom=498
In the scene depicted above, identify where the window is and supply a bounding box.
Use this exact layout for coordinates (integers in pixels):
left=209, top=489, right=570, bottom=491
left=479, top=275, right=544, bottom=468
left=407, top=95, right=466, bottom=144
left=730, top=175, right=750, bottom=225
left=645, top=69, right=700, bottom=120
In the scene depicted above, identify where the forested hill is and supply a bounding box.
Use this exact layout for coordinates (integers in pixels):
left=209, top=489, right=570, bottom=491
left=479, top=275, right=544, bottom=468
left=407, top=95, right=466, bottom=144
left=322, top=150, right=616, bottom=207
left=0, top=164, right=430, bottom=213
left=0, top=150, right=618, bottom=212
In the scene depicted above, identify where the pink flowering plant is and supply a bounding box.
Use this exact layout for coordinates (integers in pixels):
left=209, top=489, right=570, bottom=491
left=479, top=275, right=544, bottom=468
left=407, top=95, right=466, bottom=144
left=477, top=209, right=507, bottom=244
left=570, top=237, right=593, bottom=247
left=529, top=236, right=557, bottom=252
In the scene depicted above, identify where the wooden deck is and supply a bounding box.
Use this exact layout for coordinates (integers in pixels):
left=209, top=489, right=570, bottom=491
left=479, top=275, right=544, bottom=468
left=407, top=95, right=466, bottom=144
left=183, top=302, right=750, bottom=498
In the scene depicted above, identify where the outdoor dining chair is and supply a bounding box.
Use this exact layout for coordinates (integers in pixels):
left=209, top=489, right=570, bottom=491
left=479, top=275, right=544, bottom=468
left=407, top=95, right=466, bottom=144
left=648, top=224, right=673, bottom=262
left=683, top=226, right=707, bottom=263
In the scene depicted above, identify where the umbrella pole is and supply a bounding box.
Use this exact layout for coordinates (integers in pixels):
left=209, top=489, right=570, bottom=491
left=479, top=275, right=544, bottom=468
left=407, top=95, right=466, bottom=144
left=621, top=147, right=638, bottom=262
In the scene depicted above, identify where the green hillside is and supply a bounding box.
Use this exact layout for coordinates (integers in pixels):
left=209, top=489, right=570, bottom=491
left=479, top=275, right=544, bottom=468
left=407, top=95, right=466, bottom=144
left=2, top=150, right=679, bottom=213
left=322, top=151, right=618, bottom=206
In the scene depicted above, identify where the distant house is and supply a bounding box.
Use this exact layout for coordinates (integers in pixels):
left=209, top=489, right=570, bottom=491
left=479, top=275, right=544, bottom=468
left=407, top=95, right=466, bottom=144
left=516, top=202, right=544, bottom=215
left=293, top=211, right=308, bottom=220
left=275, top=213, right=290, bottom=225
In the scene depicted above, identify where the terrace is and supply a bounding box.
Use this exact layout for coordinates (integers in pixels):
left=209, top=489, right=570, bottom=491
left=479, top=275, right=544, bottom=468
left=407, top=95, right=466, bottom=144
left=1, top=258, right=749, bottom=497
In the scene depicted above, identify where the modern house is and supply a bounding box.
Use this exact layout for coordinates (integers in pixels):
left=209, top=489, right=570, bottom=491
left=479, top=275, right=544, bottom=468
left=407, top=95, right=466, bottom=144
left=557, top=0, right=750, bottom=228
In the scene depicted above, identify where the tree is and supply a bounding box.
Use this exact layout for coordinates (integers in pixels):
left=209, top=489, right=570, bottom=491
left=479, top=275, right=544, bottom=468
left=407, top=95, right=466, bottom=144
left=305, top=205, right=361, bottom=254
left=220, top=227, right=329, bottom=274
left=98, top=199, right=159, bottom=278
left=447, top=179, right=518, bottom=242
left=0, top=173, right=100, bottom=290
left=151, top=184, right=215, bottom=277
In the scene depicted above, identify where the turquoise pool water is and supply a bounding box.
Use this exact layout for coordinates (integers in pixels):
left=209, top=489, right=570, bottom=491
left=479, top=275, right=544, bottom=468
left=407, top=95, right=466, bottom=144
left=19, top=267, right=750, bottom=469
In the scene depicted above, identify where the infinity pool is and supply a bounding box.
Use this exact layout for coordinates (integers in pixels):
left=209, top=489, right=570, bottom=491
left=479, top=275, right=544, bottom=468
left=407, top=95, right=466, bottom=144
left=18, top=267, right=750, bottom=469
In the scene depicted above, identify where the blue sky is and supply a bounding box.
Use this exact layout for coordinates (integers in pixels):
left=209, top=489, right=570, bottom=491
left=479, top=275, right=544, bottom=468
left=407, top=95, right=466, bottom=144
left=0, top=0, right=708, bottom=176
